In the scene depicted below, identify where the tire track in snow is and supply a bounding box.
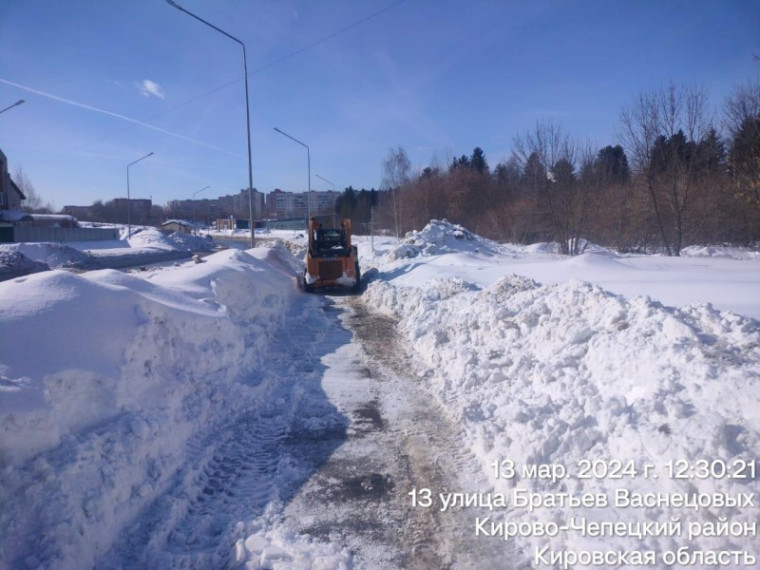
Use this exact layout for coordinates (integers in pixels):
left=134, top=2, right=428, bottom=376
left=164, top=410, right=290, bottom=552
left=99, top=300, right=351, bottom=569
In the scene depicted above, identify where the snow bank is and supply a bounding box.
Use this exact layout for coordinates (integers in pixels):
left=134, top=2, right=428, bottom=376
left=681, top=245, right=760, bottom=260
left=0, top=248, right=49, bottom=281
left=0, top=246, right=347, bottom=569
left=1, top=242, right=95, bottom=269
left=362, top=222, right=760, bottom=567
left=232, top=512, right=351, bottom=570
left=388, top=219, right=503, bottom=260
left=0, top=228, right=212, bottom=278
left=128, top=227, right=213, bottom=252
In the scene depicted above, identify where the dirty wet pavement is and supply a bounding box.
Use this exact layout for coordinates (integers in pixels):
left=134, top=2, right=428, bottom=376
left=281, top=298, right=514, bottom=569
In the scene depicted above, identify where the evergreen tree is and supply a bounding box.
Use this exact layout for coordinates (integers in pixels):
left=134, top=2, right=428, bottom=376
left=595, top=145, right=631, bottom=185
left=521, top=152, right=547, bottom=194
left=420, top=166, right=439, bottom=180
left=470, top=147, right=489, bottom=174
left=697, top=129, right=726, bottom=174
left=449, top=154, right=471, bottom=172
left=728, top=114, right=760, bottom=209
left=493, top=157, right=521, bottom=187
left=551, top=158, right=575, bottom=187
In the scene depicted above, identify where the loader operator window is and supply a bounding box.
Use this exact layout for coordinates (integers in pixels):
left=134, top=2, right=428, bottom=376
left=315, top=227, right=347, bottom=257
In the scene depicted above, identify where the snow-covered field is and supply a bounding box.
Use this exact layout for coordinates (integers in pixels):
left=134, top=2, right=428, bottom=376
left=1, top=242, right=351, bottom=568
left=1, top=220, right=758, bottom=569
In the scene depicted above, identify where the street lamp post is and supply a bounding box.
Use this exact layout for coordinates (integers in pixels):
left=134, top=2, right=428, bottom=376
left=274, top=127, right=311, bottom=220
left=126, top=152, right=153, bottom=239
left=192, top=185, right=210, bottom=235
left=0, top=99, right=24, bottom=115
left=315, top=175, right=336, bottom=224
left=166, top=0, right=255, bottom=248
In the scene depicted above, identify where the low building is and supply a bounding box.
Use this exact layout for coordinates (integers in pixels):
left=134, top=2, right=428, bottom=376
left=0, top=149, right=25, bottom=211
left=264, top=217, right=307, bottom=231
left=28, top=214, right=79, bottom=228
left=0, top=210, right=117, bottom=243
left=161, top=219, right=193, bottom=234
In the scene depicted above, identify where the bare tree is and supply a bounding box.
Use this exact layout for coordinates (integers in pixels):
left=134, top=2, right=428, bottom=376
left=407, top=166, right=445, bottom=230
left=725, top=79, right=760, bottom=220
left=381, top=146, right=411, bottom=238
left=14, top=166, right=54, bottom=213
left=724, top=78, right=760, bottom=138
left=619, top=83, right=713, bottom=255
left=513, top=121, right=593, bottom=254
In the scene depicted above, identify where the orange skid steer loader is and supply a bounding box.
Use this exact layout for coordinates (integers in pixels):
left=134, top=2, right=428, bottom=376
left=303, top=218, right=361, bottom=293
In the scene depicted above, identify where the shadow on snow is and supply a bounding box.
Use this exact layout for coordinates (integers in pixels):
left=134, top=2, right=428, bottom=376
left=100, top=298, right=352, bottom=568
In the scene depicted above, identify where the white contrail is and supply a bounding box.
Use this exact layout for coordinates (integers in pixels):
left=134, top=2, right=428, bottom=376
left=0, top=78, right=243, bottom=158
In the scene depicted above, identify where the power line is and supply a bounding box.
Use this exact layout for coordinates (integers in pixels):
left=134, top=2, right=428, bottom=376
left=249, top=0, right=409, bottom=75
left=75, top=0, right=411, bottom=151
left=0, top=78, right=242, bottom=158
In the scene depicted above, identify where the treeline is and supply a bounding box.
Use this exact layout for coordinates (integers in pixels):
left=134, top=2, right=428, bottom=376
left=85, top=199, right=165, bottom=225
left=333, top=186, right=379, bottom=232
left=338, top=81, right=759, bottom=255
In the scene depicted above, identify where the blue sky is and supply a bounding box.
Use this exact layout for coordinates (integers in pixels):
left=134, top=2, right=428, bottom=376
left=1, top=0, right=758, bottom=209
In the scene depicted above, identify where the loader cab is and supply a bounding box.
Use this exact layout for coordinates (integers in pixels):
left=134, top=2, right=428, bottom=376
left=312, top=223, right=348, bottom=256
left=304, top=218, right=360, bottom=293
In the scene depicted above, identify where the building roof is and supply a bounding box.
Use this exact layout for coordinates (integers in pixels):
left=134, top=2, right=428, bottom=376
left=0, top=210, right=33, bottom=223
left=161, top=219, right=193, bottom=227
left=10, top=178, right=25, bottom=200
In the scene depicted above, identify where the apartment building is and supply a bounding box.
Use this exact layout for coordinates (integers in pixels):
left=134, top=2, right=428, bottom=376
left=265, top=189, right=339, bottom=219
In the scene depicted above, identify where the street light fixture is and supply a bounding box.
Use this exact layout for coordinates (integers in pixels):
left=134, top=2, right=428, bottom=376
left=315, top=174, right=335, bottom=192
left=126, top=152, right=153, bottom=239
left=192, top=185, right=210, bottom=235
left=274, top=127, right=311, bottom=220
left=0, top=99, right=24, bottom=114
left=166, top=0, right=255, bottom=248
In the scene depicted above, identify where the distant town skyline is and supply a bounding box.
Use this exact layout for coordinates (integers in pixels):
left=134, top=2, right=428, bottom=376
left=62, top=187, right=346, bottom=227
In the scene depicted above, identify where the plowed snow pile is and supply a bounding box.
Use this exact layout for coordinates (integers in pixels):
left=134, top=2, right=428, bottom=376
left=128, top=227, right=213, bottom=252
left=0, top=248, right=49, bottom=280
left=0, top=242, right=94, bottom=269
left=387, top=219, right=504, bottom=259
left=0, top=228, right=213, bottom=278
left=364, top=220, right=760, bottom=567
left=0, top=247, right=350, bottom=569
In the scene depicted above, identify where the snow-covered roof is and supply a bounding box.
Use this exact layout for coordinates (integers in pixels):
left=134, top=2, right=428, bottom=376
left=0, top=209, right=33, bottom=223
left=161, top=219, right=193, bottom=227
left=28, top=213, right=79, bottom=227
